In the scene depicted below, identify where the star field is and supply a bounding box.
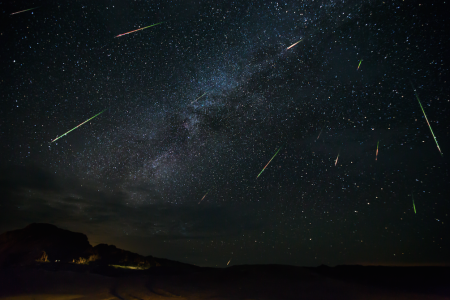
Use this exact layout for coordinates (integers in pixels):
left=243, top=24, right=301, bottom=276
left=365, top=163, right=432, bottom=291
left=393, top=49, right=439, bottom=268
left=1, top=0, right=449, bottom=267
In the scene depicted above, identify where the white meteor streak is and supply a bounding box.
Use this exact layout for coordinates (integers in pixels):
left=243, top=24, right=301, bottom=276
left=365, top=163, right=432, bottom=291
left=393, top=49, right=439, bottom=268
left=286, top=39, right=303, bottom=50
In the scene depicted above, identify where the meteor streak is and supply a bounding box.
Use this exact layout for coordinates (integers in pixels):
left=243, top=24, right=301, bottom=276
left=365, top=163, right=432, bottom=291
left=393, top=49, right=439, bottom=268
left=10, top=7, right=39, bottom=15
left=411, top=82, right=443, bottom=156
left=375, top=140, right=379, bottom=161
left=115, top=22, right=163, bottom=38
left=257, top=146, right=283, bottom=178
left=412, top=194, right=416, bottom=214
left=191, top=92, right=207, bottom=104
left=317, top=128, right=323, bottom=140
left=334, top=153, right=340, bottom=166
left=50, top=109, right=106, bottom=144
left=227, top=258, right=231, bottom=266
left=286, top=39, right=303, bottom=50
left=357, top=59, right=363, bottom=70
left=198, top=188, right=212, bottom=204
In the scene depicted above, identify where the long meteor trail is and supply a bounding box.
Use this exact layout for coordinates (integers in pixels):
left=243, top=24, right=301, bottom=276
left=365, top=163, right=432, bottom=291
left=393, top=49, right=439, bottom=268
left=286, top=39, right=303, bottom=50
left=412, top=194, right=416, bottom=214
left=115, top=22, right=163, bottom=38
left=257, top=146, right=283, bottom=178
left=50, top=109, right=106, bottom=144
left=411, top=82, right=443, bottom=156
left=10, top=7, right=39, bottom=15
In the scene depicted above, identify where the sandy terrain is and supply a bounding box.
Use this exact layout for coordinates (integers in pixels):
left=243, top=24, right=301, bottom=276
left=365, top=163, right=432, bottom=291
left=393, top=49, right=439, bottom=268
left=0, top=265, right=449, bottom=300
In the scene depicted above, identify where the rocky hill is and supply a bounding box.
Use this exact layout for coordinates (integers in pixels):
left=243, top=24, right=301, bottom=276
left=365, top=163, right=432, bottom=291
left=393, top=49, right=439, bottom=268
left=0, top=223, right=92, bottom=267
left=0, top=223, right=193, bottom=269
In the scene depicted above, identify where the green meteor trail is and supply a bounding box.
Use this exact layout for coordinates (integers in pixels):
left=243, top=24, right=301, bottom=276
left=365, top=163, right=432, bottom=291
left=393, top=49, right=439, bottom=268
left=411, top=82, right=443, bottom=156
left=50, top=109, right=106, bottom=144
left=412, top=194, right=416, bottom=214
left=191, top=92, right=207, bottom=104
left=257, top=146, right=283, bottom=178
left=357, top=59, right=363, bottom=70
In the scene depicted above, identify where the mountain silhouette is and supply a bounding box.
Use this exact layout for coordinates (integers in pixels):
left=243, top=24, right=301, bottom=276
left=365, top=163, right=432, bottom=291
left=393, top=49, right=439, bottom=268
left=0, top=223, right=193, bottom=269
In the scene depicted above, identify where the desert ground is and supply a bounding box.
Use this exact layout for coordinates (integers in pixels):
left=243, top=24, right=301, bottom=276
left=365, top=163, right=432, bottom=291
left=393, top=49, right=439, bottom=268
left=1, top=264, right=449, bottom=300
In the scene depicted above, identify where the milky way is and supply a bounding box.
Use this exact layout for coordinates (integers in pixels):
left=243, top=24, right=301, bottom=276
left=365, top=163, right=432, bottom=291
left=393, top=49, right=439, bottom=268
left=1, top=0, right=449, bottom=267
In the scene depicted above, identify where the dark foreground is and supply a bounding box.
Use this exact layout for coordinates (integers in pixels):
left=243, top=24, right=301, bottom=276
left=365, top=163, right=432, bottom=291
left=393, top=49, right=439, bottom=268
left=0, top=264, right=449, bottom=300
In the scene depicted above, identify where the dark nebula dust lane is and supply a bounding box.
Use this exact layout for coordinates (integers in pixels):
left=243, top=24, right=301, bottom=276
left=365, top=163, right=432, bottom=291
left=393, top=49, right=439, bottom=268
left=1, top=0, right=449, bottom=267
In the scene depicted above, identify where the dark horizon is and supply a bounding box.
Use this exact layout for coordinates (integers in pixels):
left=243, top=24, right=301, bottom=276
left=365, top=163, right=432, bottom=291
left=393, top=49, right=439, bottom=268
left=1, top=0, right=449, bottom=268
left=3, top=222, right=450, bottom=268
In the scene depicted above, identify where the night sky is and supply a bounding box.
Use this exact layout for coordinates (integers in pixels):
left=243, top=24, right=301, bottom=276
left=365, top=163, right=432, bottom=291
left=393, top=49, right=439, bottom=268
left=1, top=0, right=449, bottom=267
